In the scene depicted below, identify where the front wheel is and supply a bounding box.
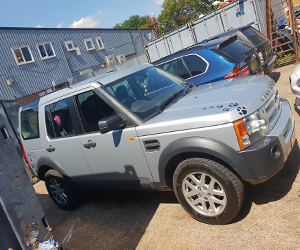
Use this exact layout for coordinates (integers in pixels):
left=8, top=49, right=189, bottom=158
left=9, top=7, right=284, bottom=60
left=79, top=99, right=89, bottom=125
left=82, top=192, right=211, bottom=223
left=173, top=158, right=244, bottom=225
left=45, top=169, right=79, bottom=210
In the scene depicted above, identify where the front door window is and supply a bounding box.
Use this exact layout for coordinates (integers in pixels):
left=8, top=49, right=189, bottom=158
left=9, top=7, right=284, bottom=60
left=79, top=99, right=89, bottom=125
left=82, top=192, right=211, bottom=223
left=75, top=91, right=116, bottom=133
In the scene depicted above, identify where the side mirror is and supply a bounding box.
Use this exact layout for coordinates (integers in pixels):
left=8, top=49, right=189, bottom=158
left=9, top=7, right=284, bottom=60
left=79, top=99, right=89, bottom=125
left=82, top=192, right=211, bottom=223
left=98, top=115, right=126, bottom=134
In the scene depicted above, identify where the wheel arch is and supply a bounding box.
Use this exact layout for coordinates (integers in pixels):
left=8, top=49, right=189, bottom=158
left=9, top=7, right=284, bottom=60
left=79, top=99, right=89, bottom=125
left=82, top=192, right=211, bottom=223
left=37, top=157, right=70, bottom=182
left=158, top=137, right=258, bottom=188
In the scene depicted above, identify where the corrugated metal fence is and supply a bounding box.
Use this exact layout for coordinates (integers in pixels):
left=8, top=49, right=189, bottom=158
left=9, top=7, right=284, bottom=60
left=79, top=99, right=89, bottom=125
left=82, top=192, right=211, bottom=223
left=145, top=0, right=266, bottom=62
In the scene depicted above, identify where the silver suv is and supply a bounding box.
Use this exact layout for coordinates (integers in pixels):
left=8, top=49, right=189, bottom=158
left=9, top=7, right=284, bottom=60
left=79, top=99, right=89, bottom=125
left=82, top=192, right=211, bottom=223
left=20, top=64, right=295, bottom=224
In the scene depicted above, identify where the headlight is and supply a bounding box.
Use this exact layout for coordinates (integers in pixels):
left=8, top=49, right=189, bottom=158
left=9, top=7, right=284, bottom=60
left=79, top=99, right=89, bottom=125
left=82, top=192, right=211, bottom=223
left=233, top=111, right=268, bottom=150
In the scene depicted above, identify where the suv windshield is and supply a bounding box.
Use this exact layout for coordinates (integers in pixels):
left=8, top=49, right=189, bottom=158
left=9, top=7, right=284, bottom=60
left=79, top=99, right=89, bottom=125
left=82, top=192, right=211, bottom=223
left=104, top=66, right=191, bottom=121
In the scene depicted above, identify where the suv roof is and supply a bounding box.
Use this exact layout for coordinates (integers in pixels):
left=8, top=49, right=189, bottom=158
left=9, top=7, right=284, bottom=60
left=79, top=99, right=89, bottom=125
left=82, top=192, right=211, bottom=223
left=22, top=64, right=153, bottom=107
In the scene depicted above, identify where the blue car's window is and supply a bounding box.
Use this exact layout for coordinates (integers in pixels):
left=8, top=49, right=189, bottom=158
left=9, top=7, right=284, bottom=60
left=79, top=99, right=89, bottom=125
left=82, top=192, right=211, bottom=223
left=158, top=58, right=191, bottom=79
left=241, top=27, right=267, bottom=46
left=211, top=41, right=253, bottom=63
left=182, top=55, right=207, bottom=77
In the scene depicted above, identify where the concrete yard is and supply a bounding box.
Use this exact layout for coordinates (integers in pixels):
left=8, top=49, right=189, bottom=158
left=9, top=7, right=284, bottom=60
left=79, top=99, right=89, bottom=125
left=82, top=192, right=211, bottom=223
left=34, top=64, right=300, bottom=249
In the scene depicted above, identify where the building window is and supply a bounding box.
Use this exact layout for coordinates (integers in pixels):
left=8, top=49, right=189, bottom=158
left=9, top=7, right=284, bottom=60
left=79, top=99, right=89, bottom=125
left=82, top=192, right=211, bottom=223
left=95, top=36, right=105, bottom=50
left=36, top=42, right=56, bottom=60
left=84, top=38, right=95, bottom=51
left=11, top=46, right=34, bottom=65
left=64, top=40, right=75, bottom=51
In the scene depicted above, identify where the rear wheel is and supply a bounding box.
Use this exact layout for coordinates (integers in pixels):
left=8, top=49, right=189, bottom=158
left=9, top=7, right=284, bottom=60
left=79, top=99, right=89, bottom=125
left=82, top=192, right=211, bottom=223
left=45, top=169, right=79, bottom=210
left=173, top=158, right=244, bottom=224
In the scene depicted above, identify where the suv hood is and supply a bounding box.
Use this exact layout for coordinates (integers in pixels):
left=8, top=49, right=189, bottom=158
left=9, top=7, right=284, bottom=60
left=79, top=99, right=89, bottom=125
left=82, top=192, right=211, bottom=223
left=137, top=75, right=275, bottom=136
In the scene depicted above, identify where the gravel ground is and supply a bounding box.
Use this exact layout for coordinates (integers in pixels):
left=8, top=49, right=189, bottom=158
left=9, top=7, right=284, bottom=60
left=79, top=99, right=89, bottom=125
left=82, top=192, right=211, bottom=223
left=35, top=64, right=300, bottom=249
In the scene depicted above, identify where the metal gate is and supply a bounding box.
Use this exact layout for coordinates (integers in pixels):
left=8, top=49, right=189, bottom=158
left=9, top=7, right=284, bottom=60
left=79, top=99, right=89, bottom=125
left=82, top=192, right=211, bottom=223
left=0, top=102, right=52, bottom=249
left=145, top=0, right=266, bottom=62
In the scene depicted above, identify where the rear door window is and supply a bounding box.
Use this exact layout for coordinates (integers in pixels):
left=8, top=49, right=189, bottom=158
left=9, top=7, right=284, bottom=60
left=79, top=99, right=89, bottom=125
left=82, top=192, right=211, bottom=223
left=158, top=58, right=191, bottom=79
left=182, top=55, right=207, bottom=76
left=21, top=107, right=39, bottom=140
left=45, top=98, right=75, bottom=139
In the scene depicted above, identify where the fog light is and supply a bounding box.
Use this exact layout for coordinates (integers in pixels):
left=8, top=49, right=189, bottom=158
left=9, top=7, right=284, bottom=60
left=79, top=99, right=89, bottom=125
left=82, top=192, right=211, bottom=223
left=271, top=144, right=281, bottom=160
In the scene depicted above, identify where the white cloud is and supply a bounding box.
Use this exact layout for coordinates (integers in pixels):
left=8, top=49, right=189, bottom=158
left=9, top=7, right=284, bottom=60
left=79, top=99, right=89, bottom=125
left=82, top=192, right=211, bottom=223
left=97, top=11, right=102, bottom=15
left=56, top=23, right=63, bottom=28
left=35, top=25, right=44, bottom=28
left=154, top=0, right=164, bottom=5
left=69, top=15, right=100, bottom=28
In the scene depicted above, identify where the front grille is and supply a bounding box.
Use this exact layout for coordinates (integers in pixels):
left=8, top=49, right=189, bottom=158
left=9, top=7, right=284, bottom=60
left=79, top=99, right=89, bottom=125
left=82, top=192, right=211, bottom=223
left=143, top=140, right=160, bottom=152
left=262, top=89, right=281, bottom=134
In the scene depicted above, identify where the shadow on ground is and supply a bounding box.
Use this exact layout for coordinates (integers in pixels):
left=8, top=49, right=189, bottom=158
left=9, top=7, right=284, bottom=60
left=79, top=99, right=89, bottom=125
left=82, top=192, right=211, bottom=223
left=37, top=188, right=177, bottom=249
left=234, top=140, right=300, bottom=223
left=268, top=72, right=281, bottom=83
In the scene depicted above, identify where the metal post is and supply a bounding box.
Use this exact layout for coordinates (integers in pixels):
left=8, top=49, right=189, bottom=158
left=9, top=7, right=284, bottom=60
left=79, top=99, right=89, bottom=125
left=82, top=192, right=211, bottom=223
left=137, top=26, right=145, bottom=47
left=287, top=0, right=299, bottom=63
left=265, top=0, right=270, bottom=39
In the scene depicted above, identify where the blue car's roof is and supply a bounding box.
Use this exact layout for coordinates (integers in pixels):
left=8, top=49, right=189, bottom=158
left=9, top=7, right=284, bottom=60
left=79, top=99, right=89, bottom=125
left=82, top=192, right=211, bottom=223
left=153, top=36, right=235, bottom=64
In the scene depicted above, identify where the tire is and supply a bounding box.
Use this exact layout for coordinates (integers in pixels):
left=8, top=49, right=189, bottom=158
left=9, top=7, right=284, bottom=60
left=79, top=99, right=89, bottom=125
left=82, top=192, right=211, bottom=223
left=45, top=169, right=79, bottom=210
left=173, top=158, right=244, bottom=225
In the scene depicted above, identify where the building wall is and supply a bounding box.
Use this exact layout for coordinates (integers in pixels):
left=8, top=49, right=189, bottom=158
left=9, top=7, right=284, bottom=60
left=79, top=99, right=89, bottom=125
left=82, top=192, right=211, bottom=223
left=0, top=28, right=153, bottom=100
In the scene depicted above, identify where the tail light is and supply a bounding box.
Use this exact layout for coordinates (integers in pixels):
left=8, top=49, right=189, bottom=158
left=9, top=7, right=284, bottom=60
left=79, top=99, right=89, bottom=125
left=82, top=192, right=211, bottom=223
left=224, top=66, right=250, bottom=79
left=20, top=141, right=30, bottom=165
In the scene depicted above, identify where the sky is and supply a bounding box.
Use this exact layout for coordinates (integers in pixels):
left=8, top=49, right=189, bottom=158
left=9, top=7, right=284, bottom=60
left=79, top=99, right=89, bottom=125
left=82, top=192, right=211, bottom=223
left=0, top=0, right=163, bottom=29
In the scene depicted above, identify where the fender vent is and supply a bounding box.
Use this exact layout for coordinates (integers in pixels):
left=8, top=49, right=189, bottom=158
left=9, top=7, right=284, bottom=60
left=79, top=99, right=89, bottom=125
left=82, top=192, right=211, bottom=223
left=143, top=139, right=160, bottom=152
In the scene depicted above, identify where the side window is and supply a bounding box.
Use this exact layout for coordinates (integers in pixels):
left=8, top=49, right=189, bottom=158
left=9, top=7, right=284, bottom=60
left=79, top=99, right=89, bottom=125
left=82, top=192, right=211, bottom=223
left=75, top=91, right=115, bottom=133
left=21, top=108, right=39, bottom=140
left=159, top=59, right=176, bottom=75
left=183, top=55, right=207, bottom=76
left=158, top=58, right=190, bottom=79
left=45, top=98, right=75, bottom=139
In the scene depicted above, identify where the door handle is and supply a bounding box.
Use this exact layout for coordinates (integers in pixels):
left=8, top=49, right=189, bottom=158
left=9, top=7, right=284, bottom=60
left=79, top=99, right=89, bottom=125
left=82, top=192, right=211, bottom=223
left=83, top=140, right=96, bottom=149
left=46, top=145, right=55, bottom=152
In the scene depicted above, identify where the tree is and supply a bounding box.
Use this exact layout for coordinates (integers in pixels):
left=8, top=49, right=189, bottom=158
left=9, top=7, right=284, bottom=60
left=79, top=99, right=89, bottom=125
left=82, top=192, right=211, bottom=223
left=140, top=16, right=161, bottom=37
left=158, top=0, right=216, bottom=34
left=113, top=15, right=149, bottom=29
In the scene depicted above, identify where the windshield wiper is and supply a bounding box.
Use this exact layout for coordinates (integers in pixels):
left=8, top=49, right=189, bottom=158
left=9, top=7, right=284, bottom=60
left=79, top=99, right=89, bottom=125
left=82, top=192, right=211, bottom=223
left=158, top=89, right=185, bottom=112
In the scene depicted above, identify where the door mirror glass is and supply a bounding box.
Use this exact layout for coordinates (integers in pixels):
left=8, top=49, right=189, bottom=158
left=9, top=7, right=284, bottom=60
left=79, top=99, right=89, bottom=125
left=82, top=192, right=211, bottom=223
left=98, top=115, right=126, bottom=134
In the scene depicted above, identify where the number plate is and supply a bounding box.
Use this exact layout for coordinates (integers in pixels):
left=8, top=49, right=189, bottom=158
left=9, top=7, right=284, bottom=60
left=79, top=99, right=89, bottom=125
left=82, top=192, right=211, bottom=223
left=250, top=58, right=259, bottom=72
left=266, top=46, right=270, bottom=56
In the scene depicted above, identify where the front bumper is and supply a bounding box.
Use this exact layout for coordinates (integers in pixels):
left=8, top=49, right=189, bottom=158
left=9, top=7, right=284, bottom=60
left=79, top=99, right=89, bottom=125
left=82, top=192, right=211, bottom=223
left=240, top=100, right=295, bottom=184
left=263, top=52, right=277, bottom=74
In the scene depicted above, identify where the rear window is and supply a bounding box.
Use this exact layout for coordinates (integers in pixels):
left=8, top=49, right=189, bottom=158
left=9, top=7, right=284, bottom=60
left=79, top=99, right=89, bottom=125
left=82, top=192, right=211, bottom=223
left=241, top=27, right=267, bottom=46
left=211, top=41, right=253, bottom=63
left=21, top=108, right=39, bottom=140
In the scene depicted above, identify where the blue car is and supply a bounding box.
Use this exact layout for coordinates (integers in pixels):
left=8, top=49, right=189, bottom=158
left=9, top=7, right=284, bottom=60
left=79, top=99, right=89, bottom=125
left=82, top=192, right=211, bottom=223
left=154, top=36, right=263, bottom=86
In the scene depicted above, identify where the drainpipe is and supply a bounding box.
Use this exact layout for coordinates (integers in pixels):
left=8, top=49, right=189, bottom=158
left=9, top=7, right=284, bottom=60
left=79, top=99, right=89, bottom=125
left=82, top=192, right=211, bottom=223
left=60, top=43, right=73, bottom=74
